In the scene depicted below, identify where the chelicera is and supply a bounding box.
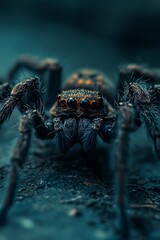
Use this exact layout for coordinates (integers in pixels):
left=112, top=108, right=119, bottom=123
left=0, top=57, right=160, bottom=239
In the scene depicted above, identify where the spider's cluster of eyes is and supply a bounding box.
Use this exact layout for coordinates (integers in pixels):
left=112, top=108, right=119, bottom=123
left=57, top=95, right=103, bottom=110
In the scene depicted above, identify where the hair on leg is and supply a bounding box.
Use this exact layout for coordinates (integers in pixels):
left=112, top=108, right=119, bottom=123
left=7, top=56, right=62, bottom=109
left=117, top=64, right=160, bottom=99
left=0, top=82, right=11, bottom=102
left=114, top=102, right=135, bottom=239
left=0, top=107, right=56, bottom=226
left=123, top=81, right=160, bottom=160
left=0, top=77, right=42, bottom=126
left=0, top=112, right=33, bottom=225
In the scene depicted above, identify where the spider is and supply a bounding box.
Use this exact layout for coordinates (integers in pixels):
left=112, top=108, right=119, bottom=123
left=0, top=57, right=160, bottom=239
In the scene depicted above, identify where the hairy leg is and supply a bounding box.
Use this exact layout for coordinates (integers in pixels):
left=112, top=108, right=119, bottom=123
left=123, top=82, right=160, bottom=159
left=78, top=117, right=103, bottom=177
left=114, top=102, right=135, bottom=239
left=114, top=79, right=160, bottom=238
left=0, top=82, right=11, bottom=102
left=0, top=111, right=34, bottom=225
left=117, top=65, right=160, bottom=159
left=78, top=117, right=104, bottom=152
left=117, top=64, right=160, bottom=99
left=7, top=56, right=62, bottom=109
left=52, top=117, right=77, bottom=153
left=0, top=109, right=55, bottom=226
left=0, top=77, right=43, bottom=125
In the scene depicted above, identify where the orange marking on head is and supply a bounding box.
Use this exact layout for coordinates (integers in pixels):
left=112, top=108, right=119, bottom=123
left=68, top=78, right=74, bottom=83
left=78, top=79, right=84, bottom=84
left=86, top=79, right=92, bottom=85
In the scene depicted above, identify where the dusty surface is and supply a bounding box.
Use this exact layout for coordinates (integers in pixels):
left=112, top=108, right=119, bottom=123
left=1, top=125, right=160, bottom=240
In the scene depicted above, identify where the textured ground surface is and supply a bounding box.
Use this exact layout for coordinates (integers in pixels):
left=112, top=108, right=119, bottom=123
left=1, top=122, right=160, bottom=240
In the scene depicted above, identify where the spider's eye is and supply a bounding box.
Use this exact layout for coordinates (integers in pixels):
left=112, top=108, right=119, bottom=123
left=67, top=97, right=77, bottom=108
left=91, top=100, right=98, bottom=107
left=57, top=94, right=61, bottom=100
left=60, top=99, right=66, bottom=105
left=97, top=92, right=102, bottom=97
left=97, top=96, right=103, bottom=105
left=80, top=99, right=90, bottom=109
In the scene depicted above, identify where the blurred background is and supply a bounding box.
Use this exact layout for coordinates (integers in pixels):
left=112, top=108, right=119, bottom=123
left=0, top=0, right=160, bottom=81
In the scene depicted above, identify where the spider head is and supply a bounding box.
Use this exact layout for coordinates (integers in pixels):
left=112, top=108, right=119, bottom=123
left=50, top=89, right=106, bottom=117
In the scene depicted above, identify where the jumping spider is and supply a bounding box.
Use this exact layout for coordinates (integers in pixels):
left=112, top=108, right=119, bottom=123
left=0, top=57, right=160, bottom=239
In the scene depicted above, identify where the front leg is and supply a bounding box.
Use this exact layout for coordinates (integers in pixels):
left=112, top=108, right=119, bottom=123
left=99, top=118, right=116, bottom=143
left=114, top=80, right=160, bottom=238
left=7, top=56, right=62, bottom=109
left=78, top=117, right=103, bottom=152
left=51, top=117, right=77, bottom=153
left=0, top=77, right=42, bottom=126
left=0, top=109, right=54, bottom=226
left=117, top=64, right=160, bottom=99
left=0, top=82, right=11, bottom=102
left=78, top=117, right=116, bottom=161
left=123, top=82, right=160, bottom=160
left=0, top=111, right=34, bottom=225
left=78, top=117, right=104, bottom=177
left=114, top=103, right=135, bottom=239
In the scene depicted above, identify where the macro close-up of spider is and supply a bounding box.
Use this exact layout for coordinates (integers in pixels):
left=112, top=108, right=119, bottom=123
left=1, top=56, right=160, bottom=239
left=1, top=1, right=160, bottom=240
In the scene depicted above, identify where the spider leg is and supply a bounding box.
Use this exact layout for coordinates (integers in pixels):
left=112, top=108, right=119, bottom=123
left=78, top=117, right=103, bottom=177
left=0, top=77, right=43, bottom=126
left=0, top=82, right=11, bottom=102
left=114, top=102, right=135, bottom=239
left=78, top=117, right=104, bottom=152
left=117, top=64, right=160, bottom=99
left=52, top=117, right=77, bottom=153
left=114, top=71, right=160, bottom=238
left=0, top=111, right=34, bottom=225
left=124, top=82, right=160, bottom=160
left=98, top=118, right=116, bottom=143
left=0, top=109, right=54, bottom=226
left=7, top=56, right=62, bottom=109
left=78, top=117, right=116, bottom=176
left=0, top=76, right=54, bottom=137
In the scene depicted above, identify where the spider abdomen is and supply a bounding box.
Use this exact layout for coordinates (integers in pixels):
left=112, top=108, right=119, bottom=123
left=64, top=69, right=114, bottom=99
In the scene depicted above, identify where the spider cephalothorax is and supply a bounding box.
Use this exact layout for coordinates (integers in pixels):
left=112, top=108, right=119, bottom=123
left=0, top=57, right=160, bottom=239
left=50, top=89, right=113, bottom=117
